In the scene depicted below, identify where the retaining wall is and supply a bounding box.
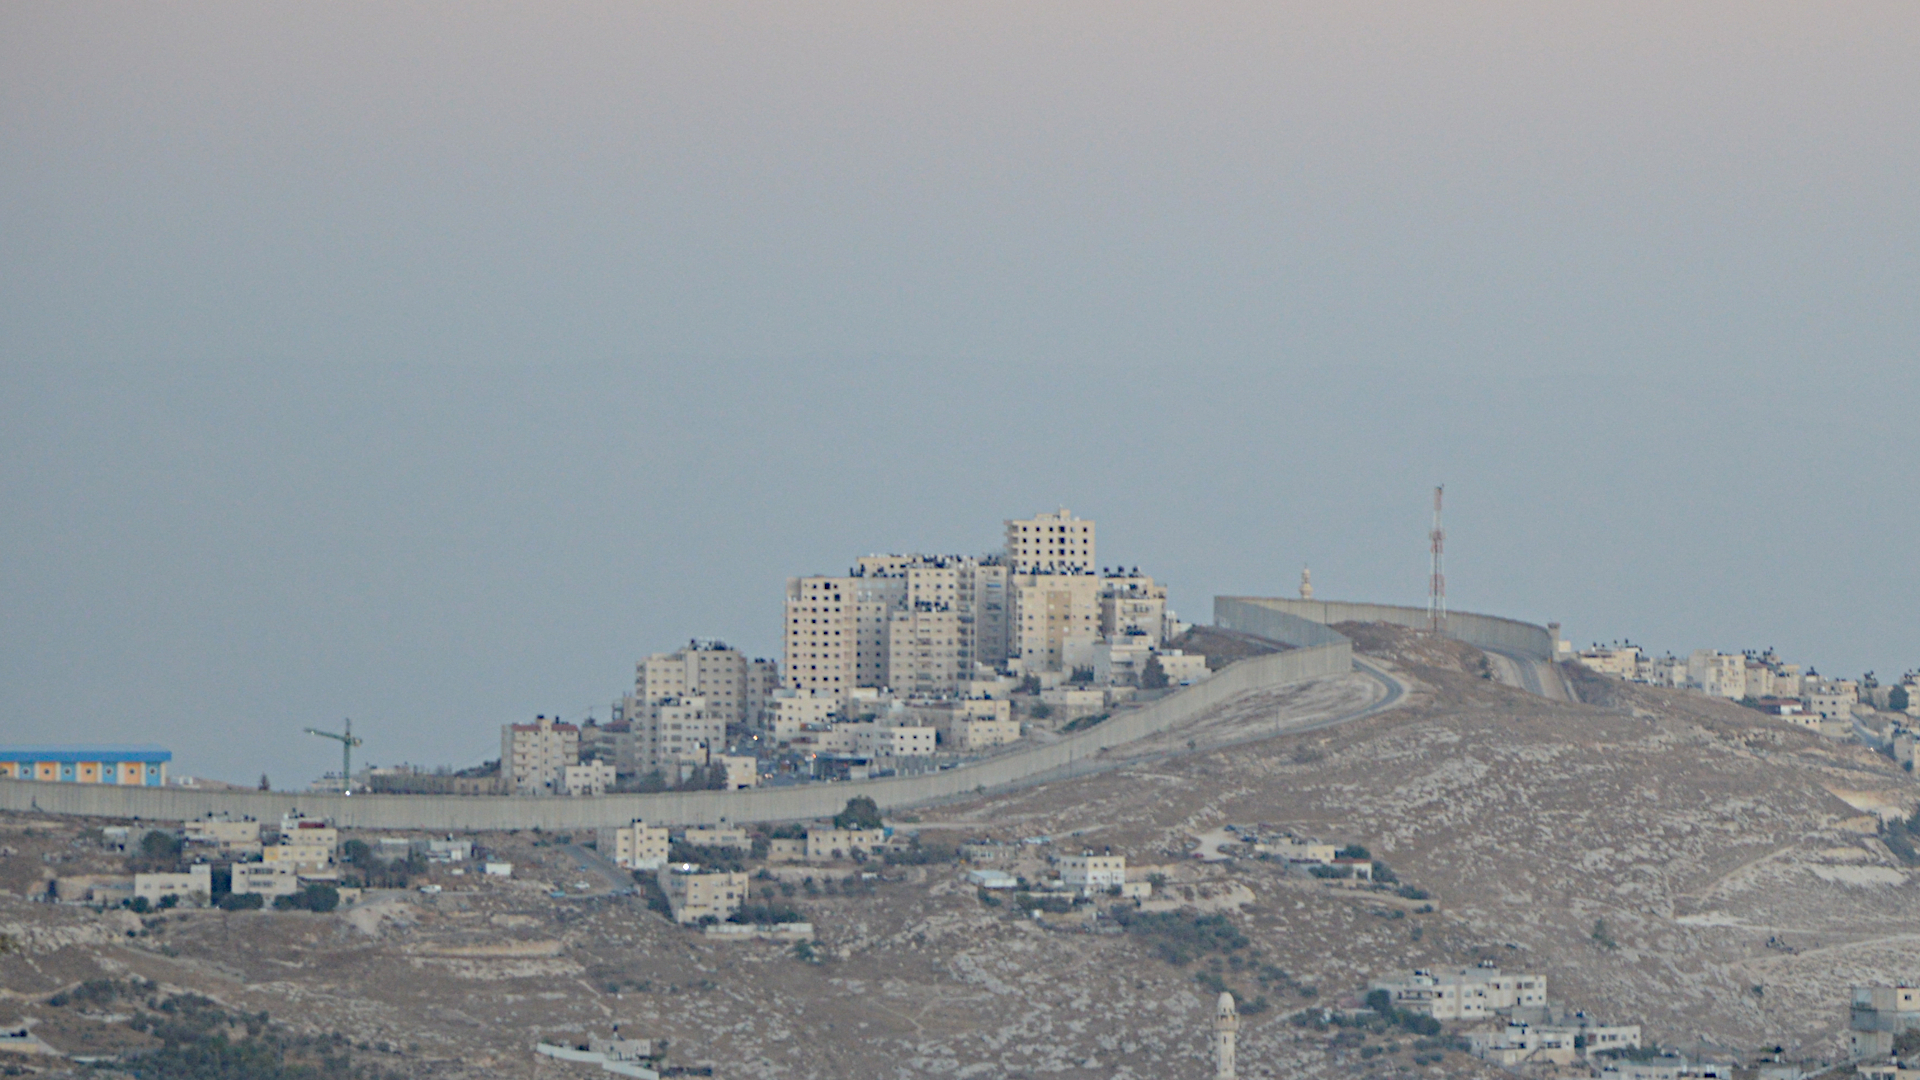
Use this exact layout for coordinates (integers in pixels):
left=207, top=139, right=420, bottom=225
left=0, top=640, right=1351, bottom=831
left=1215, top=596, right=1555, bottom=661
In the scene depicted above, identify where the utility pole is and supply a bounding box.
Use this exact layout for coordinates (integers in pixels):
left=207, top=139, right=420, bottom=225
left=304, top=719, right=364, bottom=796
left=1428, top=485, right=1446, bottom=633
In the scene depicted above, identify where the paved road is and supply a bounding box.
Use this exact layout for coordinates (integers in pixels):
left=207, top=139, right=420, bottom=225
left=1484, top=647, right=1570, bottom=701
left=561, top=842, right=632, bottom=895
left=959, top=660, right=1411, bottom=801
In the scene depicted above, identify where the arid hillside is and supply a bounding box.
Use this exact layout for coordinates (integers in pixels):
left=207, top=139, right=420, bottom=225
left=2, top=623, right=1914, bottom=1079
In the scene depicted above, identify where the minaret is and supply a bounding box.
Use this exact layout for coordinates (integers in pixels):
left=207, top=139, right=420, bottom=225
left=1214, top=991, right=1239, bottom=1079
left=1299, top=566, right=1313, bottom=600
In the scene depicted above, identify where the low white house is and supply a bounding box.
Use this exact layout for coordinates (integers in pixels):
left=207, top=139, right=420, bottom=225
left=1056, top=851, right=1126, bottom=890
left=232, top=862, right=300, bottom=898
left=134, top=863, right=212, bottom=907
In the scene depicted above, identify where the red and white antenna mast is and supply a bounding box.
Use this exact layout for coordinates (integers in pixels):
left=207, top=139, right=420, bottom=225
left=1428, top=484, right=1446, bottom=632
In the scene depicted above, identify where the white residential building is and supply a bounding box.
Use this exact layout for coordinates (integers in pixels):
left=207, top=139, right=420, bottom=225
left=1575, top=646, right=1641, bottom=680
left=183, top=816, right=262, bottom=854
left=1056, top=851, right=1126, bottom=890
left=562, top=760, right=616, bottom=796
left=1468, top=1020, right=1641, bottom=1066
left=1688, top=651, right=1748, bottom=699
left=806, top=828, right=886, bottom=861
left=620, top=640, right=774, bottom=730
left=501, top=715, right=580, bottom=795
left=682, top=825, right=750, bottom=849
left=949, top=716, right=1023, bottom=752
left=1153, top=650, right=1210, bottom=685
left=599, top=820, right=671, bottom=870
left=1010, top=573, right=1102, bottom=674
left=769, top=688, right=839, bottom=738
left=715, top=753, right=758, bottom=790
left=231, top=862, right=300, bottom=898
left=1006, top=508, right=1096, bottom=574
left=134, top=864, right=212, bottom=907
left=850, top=553, right=1013, bottom=685
left=847, top=723, right=937, bottom=758
left=639, top=695, right=724, bottom=780
left=658, top=865, right=747, bottom=924
left=1092, top=635, right=1156, bottom=685
left=1099, top=572, right=1168, bottom=646
left=1807, top=680, right=1860, bottom=721
left=785, top=576, right=859, bottom=705
left=887, top=603, right=964, bottom=695
left=1370, top=966, right=1548, bottom=1020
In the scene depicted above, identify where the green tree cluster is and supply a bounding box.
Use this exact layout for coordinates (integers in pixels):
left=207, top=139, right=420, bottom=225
left=833, top=796, right=883, bottom=831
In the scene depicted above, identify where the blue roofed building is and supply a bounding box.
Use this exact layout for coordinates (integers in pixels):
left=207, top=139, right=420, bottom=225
left=0, top=745, right=170, bottom=786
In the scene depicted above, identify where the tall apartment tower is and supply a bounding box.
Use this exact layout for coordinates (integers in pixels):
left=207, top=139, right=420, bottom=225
left=1006, top=509, right=1101, bottom=673
left=630, top=641, right=749, bottom=727
left=784, top=576, right=858, bottom=706
left=500, top=715, right=579, bottom=795
left=846, top=554, right=1010, bottom=692
left=1005, top=508, right=1096, bottom=574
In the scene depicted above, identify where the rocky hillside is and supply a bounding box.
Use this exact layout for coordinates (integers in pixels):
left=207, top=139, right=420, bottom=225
left=2, top=623, right=1914, bottom=1078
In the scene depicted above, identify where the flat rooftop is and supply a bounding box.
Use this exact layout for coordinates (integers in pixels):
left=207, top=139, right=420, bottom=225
left=0, top=744, right=172, bottom=763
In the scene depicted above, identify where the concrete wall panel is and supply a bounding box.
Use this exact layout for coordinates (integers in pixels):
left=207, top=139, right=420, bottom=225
left=0, top=641, right=1350, bottom=831
left=1216, top=597, right=1553, bottom=661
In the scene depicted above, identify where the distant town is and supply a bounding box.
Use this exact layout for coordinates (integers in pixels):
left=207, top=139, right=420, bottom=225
left=6, top=509, right=1920, bottom=1079
left=325, top=507, right=1207, bottom=799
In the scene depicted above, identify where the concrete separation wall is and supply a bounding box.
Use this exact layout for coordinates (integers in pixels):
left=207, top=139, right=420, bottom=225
left=0, top=639, right=1351, bottom=831
left=1216, top=596, right=1555, bottom=661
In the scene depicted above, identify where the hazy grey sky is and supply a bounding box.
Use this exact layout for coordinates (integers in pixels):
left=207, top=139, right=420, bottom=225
left=4, top=3, right=1916, bottom=785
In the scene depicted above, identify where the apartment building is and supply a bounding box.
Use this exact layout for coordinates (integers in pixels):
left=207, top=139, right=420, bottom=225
left=846, top=724, right=937, bottom=758
left=1807, top=680, right=1860, bottom=721
left=1006, top=509, right=1096, bottom=574
left=1154, top=650, right=1210, bottom=685
left=622, top=641, right=773, bottom=730
left=887, top=603, right=964, bottom=695
left=769, top=689, right=839, bottom=739
left=745, top=657, right=781, bottom=728
left=638, top=695, right=725, bottom=780
left=501, top=715, right=580, bottom=795
left=183, top=816, right=262, bottom=856
left=599, top=820, right=670, bottom=870
left=1056, top=851, right=1126, bottom=890
left=949, top=716, right=1022, bottom=752
left=562, top=760, right=615, bottom=796
left=1468, top=1021, right=1642, bottom=1066
left=134, top=864, right=212, bottom=907
left=265, top=817, right=337, bottom=871
left=682, top=825, right=750, bottom=849
left=850, top=553, right=1011, bottom=687
left=1010, top=573, right=1102, bottom=674
left=1688, top=651, right=1747, bottom=699
left=1099, top=572, right=1168, bottom=646
left=1370, top=966, right=1548, bottom=1020
left=658, top=864, right=748, bottom=924
left=715, top=753, right=758, bottom=789
left=1851, top=985, right=1920, bottom=1059
left=806, top=828, right=886, bottom=861
left=231, top=862, right=300, bottom=899
left=785, top=576, right=859, bottom=706
left=1575, top=646, right=1641, bottom=680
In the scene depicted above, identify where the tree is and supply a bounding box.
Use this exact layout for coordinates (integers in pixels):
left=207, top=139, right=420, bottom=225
left=1141, top=654, right=1169, bottom=689
left=258, top=773, right=270, bottom=791
left=834, top=796, right=883, bottom=831
left=1892, top=686, right=1911, bottom=713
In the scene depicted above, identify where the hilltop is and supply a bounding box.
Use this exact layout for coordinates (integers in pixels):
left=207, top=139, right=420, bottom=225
left=2, top=623, right=1916, bottom=1078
